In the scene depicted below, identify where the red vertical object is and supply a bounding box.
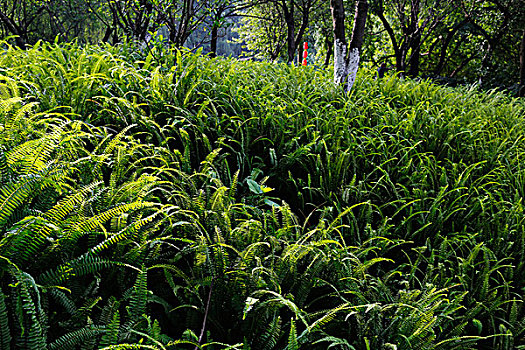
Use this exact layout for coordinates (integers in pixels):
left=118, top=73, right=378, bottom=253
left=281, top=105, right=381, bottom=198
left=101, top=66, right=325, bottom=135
left=302, top=42, right=308, bottom=66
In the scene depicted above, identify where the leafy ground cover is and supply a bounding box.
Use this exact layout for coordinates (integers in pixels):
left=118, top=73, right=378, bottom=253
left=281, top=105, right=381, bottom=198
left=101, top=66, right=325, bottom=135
left=0, top=41, right=525, bottom=349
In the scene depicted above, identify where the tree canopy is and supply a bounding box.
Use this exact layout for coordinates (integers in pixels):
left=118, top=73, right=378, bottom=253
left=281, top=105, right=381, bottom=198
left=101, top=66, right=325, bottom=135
left=0, top=0, right=523, bottom=93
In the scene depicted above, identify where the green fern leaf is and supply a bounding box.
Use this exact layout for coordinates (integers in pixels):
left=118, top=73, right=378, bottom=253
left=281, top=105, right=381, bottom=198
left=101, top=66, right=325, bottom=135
left=48, top=326, right=104, bottom=350
left=44, top=181, right=102, bottom=223
left=0, top=290, right=11, bottom=350
left=127, top=268, right=148, bottom=325
left=100, top=310, right=120, bottom=347
left=286, top=319, right=298, bottom=350
left=0, top=176, right=39, bottom=226
left=68, top=201, right=154, bottom=235
left=13, top=271, right=46, bottom=350
left=0, top=148, right=11, bottom=185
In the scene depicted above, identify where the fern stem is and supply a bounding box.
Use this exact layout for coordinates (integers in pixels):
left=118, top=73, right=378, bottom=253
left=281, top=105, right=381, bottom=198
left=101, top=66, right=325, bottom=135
left=195, top=277, right=215, bottom=350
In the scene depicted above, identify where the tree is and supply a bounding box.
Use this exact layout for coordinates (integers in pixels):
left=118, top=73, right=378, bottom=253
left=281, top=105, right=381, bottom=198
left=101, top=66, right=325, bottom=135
left=0, top=0, right=104, bottom=48
left=104, top=0, right=158, bottom=42
left=369, top=0, right=460, bottom=77
left=279, top=0, right=320, bottom=64
left=331, top=0, right=369, bottom=92
left=156, top=0, right=210, bottom=47
left=0, top=0, right=47, bottom=48
left=202, top=0, right=261, bottom=58
left=235, top=2, right=287, bottom=60
left=235, top=0, right=321, bottom=63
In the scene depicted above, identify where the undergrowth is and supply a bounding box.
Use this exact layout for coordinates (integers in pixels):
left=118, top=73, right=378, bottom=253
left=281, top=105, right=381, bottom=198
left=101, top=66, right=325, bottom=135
left=0, top=40, right=524, bottom=349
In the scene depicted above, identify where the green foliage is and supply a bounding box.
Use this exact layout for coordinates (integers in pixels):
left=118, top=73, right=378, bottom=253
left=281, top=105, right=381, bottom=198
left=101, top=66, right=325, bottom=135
left=0, top=41, right=524, bottom=350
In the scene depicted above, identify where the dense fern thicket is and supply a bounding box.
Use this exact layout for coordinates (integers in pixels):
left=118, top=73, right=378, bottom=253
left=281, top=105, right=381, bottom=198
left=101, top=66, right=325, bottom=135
left=0, top=41, right=525, bottom=349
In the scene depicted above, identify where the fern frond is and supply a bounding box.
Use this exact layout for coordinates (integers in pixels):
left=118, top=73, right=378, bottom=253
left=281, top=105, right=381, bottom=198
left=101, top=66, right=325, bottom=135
left=0, top=176, right=39, bottom=226
left=13, top=271, right=46, bottom=350
left=44, top=181, right=102, bottom=223
left=259, top=315, right=281, bottom=350
left=100, top=310, right=120, bottom=347
left=0, top=148, right=11, bottom=185
left=5, top=215, right=60, bottom=265
left=0, top=290, right=11, bottom=350
left=99, top=345, right=160, bottom=349
left=49, top=289, right=76, bottom=316
left=285, top=318, right=298, bottom=350
left=39, top=256, right=131, bottom=285
left=127, top=268, right=148, bottom=325
left=48, top=326, right=104, bottom=350
left=67, top=201, right=154, bottom=237
left=88, top=210, right=159, bottom=256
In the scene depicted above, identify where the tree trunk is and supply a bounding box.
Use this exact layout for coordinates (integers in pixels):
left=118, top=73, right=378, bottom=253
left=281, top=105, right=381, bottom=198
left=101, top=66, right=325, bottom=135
left=102, top=26, right=113, bottom=43
left=434, top=19, right=469, bottom=76
left=406, top=0, right=420, bottom=77
left=283, top=0, right=296, bottom=64
left=210, top=22, right=219, bottom=58
left=324, top=36, right=333, bottom=67
left=293, top=0, right=311, bottom=62
left=0, top=10, right=27, bottom=49
left=519, top=29, right=525, bottom=97
left=408, top=33, right=421, bottom=77
left=331, top=0, right=368, bottom=92
left=374, top=6, right=401, bottom=72
left=331, top=0, right=346, bottom=84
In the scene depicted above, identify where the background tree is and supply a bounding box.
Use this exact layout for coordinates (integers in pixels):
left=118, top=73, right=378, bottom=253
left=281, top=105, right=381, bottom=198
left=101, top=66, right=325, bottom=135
left=369, top=0, right=460, bottom=77
left=105, top=0, right=158, bottom=42
left=201, top=0, right=261, bottom=58
left=235, top=2, right=287, bottom=61
left=331, top=0, right=369, bottom=91
left=155, top=0, right=210, bottom=47
left=279, top=0, right=320, bottom=64
left=0, top=0, right=48, bottom=48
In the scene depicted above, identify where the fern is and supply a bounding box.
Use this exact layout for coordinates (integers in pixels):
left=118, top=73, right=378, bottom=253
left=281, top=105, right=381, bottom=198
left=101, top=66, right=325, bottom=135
left=259, top=314, right=281, bottom=350
left=99, top=345, right=160, bottom=349
left=127, top=268, right=148, bottom=326
left=0, top=148, right=10, bottom=185
left=0, top=176, right=39, bottom=226
left=44, top=181, right=102, bottom=223
left=48, top=326, right=104, bottom=350
left=13, top=271, right=46, bottom=350
left=285, top=318, right=298, bottom=350
left=68, top=201, right=154, bottom=235
left=0, top=290, right=11, bottom=350
left=100, top=310, right=121, bottom=347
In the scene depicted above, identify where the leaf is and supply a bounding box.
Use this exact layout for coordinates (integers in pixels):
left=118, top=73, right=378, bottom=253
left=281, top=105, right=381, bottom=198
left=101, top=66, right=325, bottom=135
left=243, top=297, right=259, bottom=320
left=246, top=179, right=262, bottom=194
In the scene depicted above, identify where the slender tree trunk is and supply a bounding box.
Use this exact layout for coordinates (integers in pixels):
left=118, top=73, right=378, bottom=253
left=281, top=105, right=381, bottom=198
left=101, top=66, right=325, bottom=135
left=519, top=29, right=525, bottom=97
left=210, top=22, right=219, bottom=58
left=102, top=26, right=113, bottom=42
left=331, top=0, right=368, bottom=92
left=408, top=33, right=421, bottom=77
left=324, top=36, right=333, bottom=67
left=210, top=8, right=223, bottom=58
left=434, top=19, right=468, bottom=76
left=283, top=0, right=296, bottom=64
left=175, top=0, right=194, bottom=47
left=331, top=0, right=347, bottom=84
left=406, top=0, right=420, bottom=77
left=374, top=5, right=401, bottom=72
left=0, top=10, right=27, bottom=49
left=293, top=0, right=311, bottom=59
